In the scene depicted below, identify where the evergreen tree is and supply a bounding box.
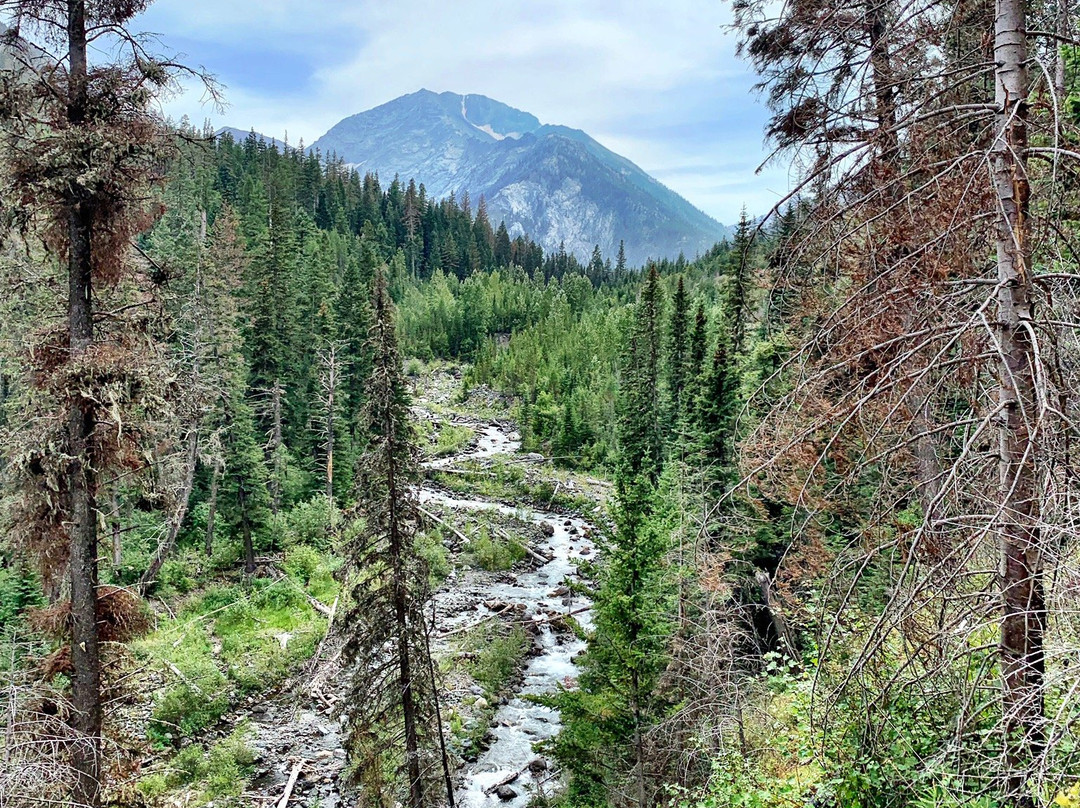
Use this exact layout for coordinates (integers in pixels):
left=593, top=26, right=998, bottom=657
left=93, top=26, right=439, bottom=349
left=342, top=270, right=451, bottom=808
left=666, top=275, right=690, bottom=420
left=615, top=239, right=627, bottom=278
left=219, top=392, right=271, bottom=573
left=618, top=265, right=664, bottom=482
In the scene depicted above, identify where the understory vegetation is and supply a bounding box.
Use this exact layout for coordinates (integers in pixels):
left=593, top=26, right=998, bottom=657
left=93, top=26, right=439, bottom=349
left=2, top=1, right=1080, bottom=808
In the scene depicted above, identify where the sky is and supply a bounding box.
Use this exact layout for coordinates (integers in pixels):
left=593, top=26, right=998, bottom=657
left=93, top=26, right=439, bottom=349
left=127, top=0, right=791, bottom=226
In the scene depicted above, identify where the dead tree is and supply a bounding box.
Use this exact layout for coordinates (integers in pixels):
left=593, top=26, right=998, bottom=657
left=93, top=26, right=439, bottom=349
left=731, top=0, right=1079, bottom=800
left=0, top=4, right=215, bottom=803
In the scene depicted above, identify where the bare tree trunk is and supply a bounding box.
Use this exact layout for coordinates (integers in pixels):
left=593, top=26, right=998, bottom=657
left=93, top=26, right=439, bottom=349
left=269, top=380, right=283, bottom=517
left=139, top=429, right=199, bottom=592
left=110, top=486, right=122, bottom=570
left=65, top=3, right=102, bottom=804
left=993, top=2, right=1045, bottom=803
left=1055, top=0, right=1068, bottom=100
left=240, top=485, right=256, bottom=575
left=423, top=602, right=456, bottom=808
left=387, top=424, right=425, bottom=808
left=632, top=675, right=646, bottom=808
left=205, top=463, right=220, bottom=557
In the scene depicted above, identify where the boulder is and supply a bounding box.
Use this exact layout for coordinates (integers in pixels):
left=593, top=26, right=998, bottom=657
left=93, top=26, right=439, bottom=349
left=539, top=521, right=555, bottom=537
left=496, top=785, right=518, bottom=801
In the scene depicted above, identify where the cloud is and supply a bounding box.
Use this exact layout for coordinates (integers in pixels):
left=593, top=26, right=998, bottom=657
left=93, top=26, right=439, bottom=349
left=137, top=0, right=788, bottom=223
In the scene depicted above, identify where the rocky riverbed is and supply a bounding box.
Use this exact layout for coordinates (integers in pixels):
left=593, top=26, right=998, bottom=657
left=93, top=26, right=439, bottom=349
left=239, top=395, right=601, bottom=807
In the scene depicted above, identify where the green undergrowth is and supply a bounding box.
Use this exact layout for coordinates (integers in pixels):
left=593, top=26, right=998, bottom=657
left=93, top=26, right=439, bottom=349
left=446, top=620, right=530, bottom=756
left=134, top=544, right=340, bottom=746
left=465, top=621, right=529, bottom=699
left=136, top=726, right=255, bottom=807
left=467, top=524, right=526, bottom=571
left=433, top=422, right=475, bottom=457
left=430, top=457, right=595, bottom=515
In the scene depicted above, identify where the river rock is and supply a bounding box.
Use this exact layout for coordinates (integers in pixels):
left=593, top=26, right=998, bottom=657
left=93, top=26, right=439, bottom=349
left=580, top=547, right=592, bottom=556
left=539, top=521, right=555, bottom=536
left=528, top=758, right=549, bottom=773
left=474, top=696, right=489, bottom=710
left=496, top=785, right=518, bottom=801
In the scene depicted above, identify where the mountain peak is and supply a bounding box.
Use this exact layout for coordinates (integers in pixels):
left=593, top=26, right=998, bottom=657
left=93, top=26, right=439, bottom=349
left=309, top=91, right=727, bottom=264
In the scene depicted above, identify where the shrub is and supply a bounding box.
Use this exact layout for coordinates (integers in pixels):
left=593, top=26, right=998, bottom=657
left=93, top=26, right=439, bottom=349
left=466, top=623, right=528, bottom=698
left=468, top=527, right=525, bottom=571
left=415, top=530, right=450, bottom=585
left=140, top=728, right=255, bottom=805
left=434, top=423, right=474, bottom=457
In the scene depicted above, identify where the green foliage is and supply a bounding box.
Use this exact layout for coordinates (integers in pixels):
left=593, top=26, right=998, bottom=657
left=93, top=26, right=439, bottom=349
left=464, top=622, right=529, bottom=698
left=138, top=727, right=256, bottom=806
left=433, top=422, right=474, bottom=457
left=137, top=569, right=335, bottom=744
left=0, top=562, right=43, bottom=627
left=415, top=530, right=451, bottom=585
left=271, top=495, right=339, bottom=551
left=467, top=525, right=526, bottom=571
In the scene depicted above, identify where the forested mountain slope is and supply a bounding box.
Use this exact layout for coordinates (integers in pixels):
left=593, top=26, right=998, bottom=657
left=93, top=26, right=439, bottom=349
left=309, top=90, right=730, bottom=266
left=3, top=2, right=1080, bottom=808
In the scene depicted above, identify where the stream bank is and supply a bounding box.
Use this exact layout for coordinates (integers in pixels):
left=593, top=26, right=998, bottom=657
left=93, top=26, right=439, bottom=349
left=238, top=380, right=603, bottom=808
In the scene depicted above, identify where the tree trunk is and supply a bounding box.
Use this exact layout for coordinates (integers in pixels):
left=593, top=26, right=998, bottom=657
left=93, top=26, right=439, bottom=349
left=240, top=487, right=256, bottom=575
left=65, top=3, right=102, bottom=805
left=139, top=429, right=199, bottom=592
left=205, top=464, right=220, bottom=557
left=387, top=428, right=425, bottom=808
left=1055, top=0, right=1068, bottom=100
left=993, top=1, right=1045, bottom=803
left=110, top=486, right=122, bottom=570
left=632, top=673, right=646, bottom=808
left=269, top=380, right=283, bottom=517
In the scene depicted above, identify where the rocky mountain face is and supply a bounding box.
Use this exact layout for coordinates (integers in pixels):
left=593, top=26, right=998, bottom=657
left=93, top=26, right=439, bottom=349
left=309, top=90, right=729, bottom=266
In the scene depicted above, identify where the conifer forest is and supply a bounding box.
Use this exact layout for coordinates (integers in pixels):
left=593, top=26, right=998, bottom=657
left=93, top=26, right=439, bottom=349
left=3, top=1, right=1080, bottom=808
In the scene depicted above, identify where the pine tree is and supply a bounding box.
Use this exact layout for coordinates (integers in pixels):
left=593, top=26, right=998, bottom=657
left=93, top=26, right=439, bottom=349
left=618, top=265, right=664, bottom=482
left=666, top=275, right=690, bottom=420
left=342, top=269, right=451, bottom=808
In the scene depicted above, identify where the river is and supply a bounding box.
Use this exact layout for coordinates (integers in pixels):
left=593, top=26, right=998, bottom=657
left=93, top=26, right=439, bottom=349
left=247, top=416, right=596, bottom=808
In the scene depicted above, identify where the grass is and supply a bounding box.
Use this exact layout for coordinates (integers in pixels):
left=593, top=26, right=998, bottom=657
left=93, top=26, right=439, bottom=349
left=434, top=422, right=475, bottom=457
left=137, top=726, right=256, bottom=807
left=134, top=546, right=339, bottom=745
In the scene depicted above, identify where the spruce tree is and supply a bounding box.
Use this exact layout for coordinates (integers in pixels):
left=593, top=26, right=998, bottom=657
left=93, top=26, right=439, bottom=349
left=666, top=275, right=690, bottom=420
left=618, top=264, right=663, bottom=482
left=342, top=269, right=450, bottom=808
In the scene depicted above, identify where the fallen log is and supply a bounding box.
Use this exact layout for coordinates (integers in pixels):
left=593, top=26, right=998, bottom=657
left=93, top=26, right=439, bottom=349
left=483, top=765, right=527, bottom=795
left=277, top=759, right=305, bottom=808
left=419, top=505, right=471, bottom=546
